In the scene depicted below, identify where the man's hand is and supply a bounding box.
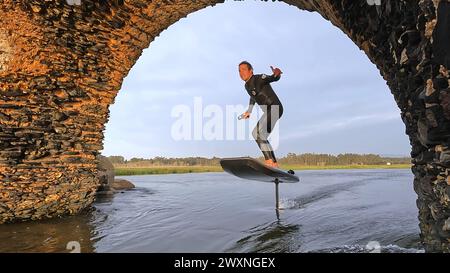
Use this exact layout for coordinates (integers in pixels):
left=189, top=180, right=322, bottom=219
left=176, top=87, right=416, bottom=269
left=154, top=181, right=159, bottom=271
left=271, top=66, right=283, bottom=77
left=240, top=111, right=251, bottom=120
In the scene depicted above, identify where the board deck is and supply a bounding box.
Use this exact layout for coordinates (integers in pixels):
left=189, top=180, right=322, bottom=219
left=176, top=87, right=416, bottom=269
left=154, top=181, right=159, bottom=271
left=220, top=157, right=299, bottom=183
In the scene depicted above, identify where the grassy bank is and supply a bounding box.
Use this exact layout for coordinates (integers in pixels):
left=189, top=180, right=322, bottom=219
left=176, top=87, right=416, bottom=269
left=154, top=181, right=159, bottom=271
left=114, top=164, right=412, bottom=176
left=114, top=165, right=223, bottom=176
left=281, top=164, right=411, bottom=170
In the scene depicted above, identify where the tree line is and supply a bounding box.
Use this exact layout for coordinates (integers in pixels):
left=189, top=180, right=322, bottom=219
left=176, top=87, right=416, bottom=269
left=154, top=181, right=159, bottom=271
left=107, top=153, right=411, bottom=166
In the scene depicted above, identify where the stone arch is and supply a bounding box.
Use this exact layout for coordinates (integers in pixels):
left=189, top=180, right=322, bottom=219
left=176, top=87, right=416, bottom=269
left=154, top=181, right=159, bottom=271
left=0, top=0, right=449, bottom=252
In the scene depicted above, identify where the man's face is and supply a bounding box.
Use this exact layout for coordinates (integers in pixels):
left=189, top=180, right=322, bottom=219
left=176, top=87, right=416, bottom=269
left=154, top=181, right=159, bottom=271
left=239, top=64, right=253, bottom=82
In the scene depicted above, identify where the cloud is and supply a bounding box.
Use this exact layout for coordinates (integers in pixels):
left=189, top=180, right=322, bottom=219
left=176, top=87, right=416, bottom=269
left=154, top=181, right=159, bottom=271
left=281, top=112, right=401, bottom=141
left=102, top=1, right=411, bottom=158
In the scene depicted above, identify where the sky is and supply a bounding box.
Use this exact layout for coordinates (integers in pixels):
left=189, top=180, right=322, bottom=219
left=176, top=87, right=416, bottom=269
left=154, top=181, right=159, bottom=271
left=100, top=0, right=411, bottom=160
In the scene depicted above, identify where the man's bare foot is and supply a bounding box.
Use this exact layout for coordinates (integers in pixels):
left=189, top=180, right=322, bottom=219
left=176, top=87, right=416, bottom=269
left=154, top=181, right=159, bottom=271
left=265, top=159, right=279, bottom=168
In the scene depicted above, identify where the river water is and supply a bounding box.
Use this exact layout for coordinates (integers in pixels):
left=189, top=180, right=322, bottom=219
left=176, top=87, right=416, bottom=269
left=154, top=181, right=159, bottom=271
left=0, top=169, right=424, bottom=253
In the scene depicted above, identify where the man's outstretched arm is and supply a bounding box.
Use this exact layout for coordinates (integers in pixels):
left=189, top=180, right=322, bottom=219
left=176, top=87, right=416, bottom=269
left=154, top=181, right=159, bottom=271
left=261, top=66, right=283, bottom=84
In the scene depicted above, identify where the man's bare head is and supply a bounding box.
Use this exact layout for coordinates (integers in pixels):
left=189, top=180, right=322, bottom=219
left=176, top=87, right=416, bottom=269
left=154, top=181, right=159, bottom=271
left=239, top=61, right=253, bottom=82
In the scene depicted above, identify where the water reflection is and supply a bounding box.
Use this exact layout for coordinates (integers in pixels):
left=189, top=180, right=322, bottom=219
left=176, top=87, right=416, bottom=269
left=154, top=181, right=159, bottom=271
left=226, top=220, right=301, bottom=253
left=0, top=207, right=103, bottom=253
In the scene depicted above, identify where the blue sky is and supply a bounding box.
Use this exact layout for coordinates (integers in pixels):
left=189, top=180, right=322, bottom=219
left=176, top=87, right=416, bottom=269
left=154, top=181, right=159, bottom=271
left=100, top=1, right=411, bottom=160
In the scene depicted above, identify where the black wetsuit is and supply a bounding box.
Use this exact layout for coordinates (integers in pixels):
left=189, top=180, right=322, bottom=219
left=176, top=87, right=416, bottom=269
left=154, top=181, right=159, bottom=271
left=244, top=73, right=284, bottom=162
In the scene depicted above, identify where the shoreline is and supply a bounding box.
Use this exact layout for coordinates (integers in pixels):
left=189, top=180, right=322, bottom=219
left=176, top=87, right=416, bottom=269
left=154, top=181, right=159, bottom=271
left=114, top=164, right=412, bottom=176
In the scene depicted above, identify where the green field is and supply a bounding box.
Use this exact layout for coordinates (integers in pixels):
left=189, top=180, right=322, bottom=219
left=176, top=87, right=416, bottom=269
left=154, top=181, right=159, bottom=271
left=114, top=164, right=411, bottom=176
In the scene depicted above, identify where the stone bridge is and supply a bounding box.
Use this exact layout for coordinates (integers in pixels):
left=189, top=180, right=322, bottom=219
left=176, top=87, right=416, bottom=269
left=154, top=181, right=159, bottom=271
left=0, top=0, right=449, bottom=252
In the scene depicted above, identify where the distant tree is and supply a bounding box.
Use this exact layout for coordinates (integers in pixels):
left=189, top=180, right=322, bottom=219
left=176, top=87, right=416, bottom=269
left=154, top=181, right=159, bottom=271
left=118, top=153, right=411, bottom=167
left=129, top=157, right=145, bottom=163
left=107, top=155, right=125, bottom=164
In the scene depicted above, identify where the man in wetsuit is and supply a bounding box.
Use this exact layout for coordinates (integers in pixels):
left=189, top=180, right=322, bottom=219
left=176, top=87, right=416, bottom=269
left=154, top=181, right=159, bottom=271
left=238, top=61, right=284, bottom=168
